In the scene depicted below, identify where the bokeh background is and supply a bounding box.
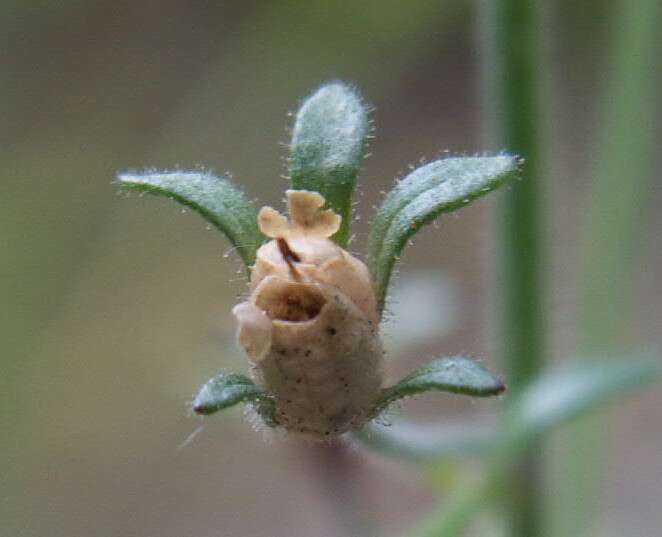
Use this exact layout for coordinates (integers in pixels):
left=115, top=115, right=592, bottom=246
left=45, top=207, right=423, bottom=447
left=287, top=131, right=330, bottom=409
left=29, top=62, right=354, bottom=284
left=2, top=2, right=660, bottom=536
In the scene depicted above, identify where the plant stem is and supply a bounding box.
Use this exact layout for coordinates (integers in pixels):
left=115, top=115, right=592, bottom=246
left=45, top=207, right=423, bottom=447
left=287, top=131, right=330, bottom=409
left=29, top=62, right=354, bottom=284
left=408, top=474, right=497, bottom=537
left=484, top=0, right=545, bottom=535
left=408, top=2, right=546, bottom=535
left=579, top=0, right=659, bottom=351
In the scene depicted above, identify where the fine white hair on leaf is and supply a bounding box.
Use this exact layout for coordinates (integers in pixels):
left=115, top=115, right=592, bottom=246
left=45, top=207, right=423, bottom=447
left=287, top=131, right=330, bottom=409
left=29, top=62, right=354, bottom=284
left=177, top=424, right=206, bottom=451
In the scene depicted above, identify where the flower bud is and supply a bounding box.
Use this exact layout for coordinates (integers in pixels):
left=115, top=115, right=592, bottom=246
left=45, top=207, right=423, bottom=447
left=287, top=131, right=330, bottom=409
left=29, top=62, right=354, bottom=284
left=232, top=190, right=383, bottom=439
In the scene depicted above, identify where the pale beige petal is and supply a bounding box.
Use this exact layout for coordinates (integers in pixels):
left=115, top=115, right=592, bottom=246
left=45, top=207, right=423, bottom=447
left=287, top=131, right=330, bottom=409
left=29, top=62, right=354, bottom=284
left=257, top=190, right=341, bottom=240
left=257, top=206, right=290, bottom=239
left=232, top=302, right=273, bottom=362
left=286, top=190, right=341, bottom=238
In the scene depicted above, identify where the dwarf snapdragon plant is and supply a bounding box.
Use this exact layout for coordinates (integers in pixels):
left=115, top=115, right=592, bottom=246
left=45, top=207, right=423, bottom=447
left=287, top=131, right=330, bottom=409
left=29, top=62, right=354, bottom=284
left=119, top=82, right=517, bottom=439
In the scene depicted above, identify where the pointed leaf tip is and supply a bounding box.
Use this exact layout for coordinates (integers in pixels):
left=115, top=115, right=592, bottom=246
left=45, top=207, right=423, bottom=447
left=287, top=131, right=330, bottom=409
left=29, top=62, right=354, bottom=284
left=376, top=356, right=505, bottom=413
left=118, top=171, right=263, bottom=268
left=193, top=373, right=266, bottom=415
left=289, top=82, right=369, bottom=246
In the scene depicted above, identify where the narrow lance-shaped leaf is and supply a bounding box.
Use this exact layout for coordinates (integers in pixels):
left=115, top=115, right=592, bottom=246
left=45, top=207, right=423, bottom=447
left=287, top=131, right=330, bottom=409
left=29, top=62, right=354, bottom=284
left=118, top=171, right=264, bottom=268
left=353, top=417, right=495, bottom=463
left=192, top=372, right=277, bottom=425
left=289, top=82, right=369, bottom=246
left=508, top=359, right=659, bottom=446
left=375, top=356, right=506, bottom=413
left=368, top=155, right=519, bottom=313
left=193, top=373, right=264, bottom=414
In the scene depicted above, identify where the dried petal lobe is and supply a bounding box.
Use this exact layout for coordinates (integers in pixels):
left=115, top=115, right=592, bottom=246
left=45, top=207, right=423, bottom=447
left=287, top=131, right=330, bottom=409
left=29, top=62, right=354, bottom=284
left=258, top=190, right=341, bottom=239
left=232, top=302, right=272, bottom=362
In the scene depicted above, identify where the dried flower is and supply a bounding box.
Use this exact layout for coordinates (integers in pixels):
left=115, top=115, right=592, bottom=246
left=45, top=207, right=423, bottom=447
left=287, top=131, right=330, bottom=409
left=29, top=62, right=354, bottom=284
left=119, top=81, right=513, bottom=442
left=234, top=190, right=382, bottom=438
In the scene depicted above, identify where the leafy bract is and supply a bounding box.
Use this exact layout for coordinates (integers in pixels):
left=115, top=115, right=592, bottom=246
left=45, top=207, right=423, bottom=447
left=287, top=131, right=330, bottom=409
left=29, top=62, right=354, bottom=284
left=193, top=372, right=278, bottom=426
left=289, top=82, right=369, bottom=246
left=376, top=356, right=506, bottom=413
left=118, top=171, right=263, bottom=268
left=192, top=373, right=268, bottom=414
left=368, top=155, right=519, bottom=313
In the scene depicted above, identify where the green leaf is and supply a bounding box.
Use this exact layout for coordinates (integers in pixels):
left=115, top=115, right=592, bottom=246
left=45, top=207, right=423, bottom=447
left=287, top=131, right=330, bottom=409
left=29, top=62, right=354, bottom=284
left=368, top=155, right=519, bottom=313
left=404, top=359, right=659, bottom=537
left=508, top=360, right=659, bottom=445
left=353, top=417, right=495, bottom=463
left=192, top=372, right=268, bottom=415
left=359, top=359, right=658, bottom=470
left=118, top=171, right=264, bottom=268
left=376, top=356, right=506, bottom=413
left=289, top=82, right=369, bottom=246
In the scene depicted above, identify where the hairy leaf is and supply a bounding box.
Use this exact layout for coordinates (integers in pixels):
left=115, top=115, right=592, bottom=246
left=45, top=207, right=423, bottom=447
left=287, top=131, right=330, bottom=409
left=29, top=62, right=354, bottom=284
left=368, top=155, right=519, bottom=313
left=289, top=82, right=369, bottom=246
left=118, top=171, right=263, bottom=267
left=376, top=356, right=506, bottom=412
left=192, top=372, right=269, bottom=415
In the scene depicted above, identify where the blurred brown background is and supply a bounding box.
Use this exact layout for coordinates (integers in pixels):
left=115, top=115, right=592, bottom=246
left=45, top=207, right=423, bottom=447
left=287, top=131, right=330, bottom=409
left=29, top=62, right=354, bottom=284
left=2, top=2, right=660, bottom=536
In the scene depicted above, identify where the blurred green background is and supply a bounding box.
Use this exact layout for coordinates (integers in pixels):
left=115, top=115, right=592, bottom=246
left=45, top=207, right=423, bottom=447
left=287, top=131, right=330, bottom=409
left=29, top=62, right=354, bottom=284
left=2, top=1, right=660, bottom=536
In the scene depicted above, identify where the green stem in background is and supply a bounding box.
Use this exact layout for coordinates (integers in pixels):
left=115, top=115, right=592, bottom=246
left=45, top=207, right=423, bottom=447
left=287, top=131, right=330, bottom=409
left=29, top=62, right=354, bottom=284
left=490, top=0, right=543, bottom=394
left=579, top=0, right=660, bottom=350
left=411, top=475, right=498, bottom=537
left=554, top=1, right=660, bottom=536
left=485, top=0, right=544, bottom=535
